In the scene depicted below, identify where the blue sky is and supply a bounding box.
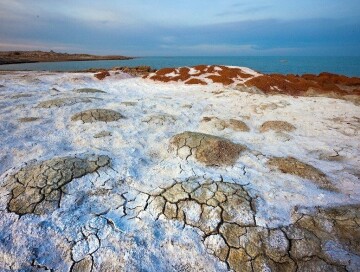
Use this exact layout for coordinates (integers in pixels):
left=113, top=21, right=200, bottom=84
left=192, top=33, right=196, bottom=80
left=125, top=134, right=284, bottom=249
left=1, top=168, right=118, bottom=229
left=0, top=0, right=359, bottom=56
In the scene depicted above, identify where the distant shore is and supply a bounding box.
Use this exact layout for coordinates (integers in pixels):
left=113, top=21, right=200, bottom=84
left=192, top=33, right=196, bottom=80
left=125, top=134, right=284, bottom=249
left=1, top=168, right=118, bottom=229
left=0, top=50, right=133, bottom=65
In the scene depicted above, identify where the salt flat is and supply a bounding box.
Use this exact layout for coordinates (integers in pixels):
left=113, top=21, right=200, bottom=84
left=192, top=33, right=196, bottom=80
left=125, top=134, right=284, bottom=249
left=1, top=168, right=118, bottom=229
left=0, top=68, right=359, bottom=271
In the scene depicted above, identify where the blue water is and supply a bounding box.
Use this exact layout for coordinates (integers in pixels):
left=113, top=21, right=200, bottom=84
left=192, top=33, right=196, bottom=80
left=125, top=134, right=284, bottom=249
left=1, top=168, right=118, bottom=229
left=1, top=56, right=360, bottom=76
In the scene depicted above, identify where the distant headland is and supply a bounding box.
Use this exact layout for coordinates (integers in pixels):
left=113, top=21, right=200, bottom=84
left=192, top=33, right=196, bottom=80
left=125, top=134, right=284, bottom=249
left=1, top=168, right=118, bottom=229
left=0, top=50, right=133, bottom=65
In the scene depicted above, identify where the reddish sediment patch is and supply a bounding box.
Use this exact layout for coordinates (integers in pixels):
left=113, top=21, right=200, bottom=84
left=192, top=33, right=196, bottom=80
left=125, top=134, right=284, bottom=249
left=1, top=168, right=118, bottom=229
left=145, top=65, right=360, bottom=101
left=94, top=71, right=110, bottom=80
left=245, top=73, right=360, bottom=97
left=146, top=65, right=254, bottom=85
left=185, top=78, right=207, bottom=85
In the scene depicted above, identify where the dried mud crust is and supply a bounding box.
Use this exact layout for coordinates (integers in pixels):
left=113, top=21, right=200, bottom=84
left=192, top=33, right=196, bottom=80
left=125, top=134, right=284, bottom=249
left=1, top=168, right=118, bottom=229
left=71, top=109, right=124, bottom=123
left=202, top=117, right=250, bottom=132
left=142, top=114, right=176, bottom=126
left=5, top=155, right=110, bottom=215
left=93, top=130, right=112, bottom=138
left=170, top=131, right=246, bottom=166
left=142, top=179, right=360, bottom=272
left=17, top=117, right=40, bottom=123
left=267, top=157, right=334, bottom=191
left=10, top=93, right=33, bottom=99
left=37, top=97, right=92, bottom=108
left=75, top=88, right=106, bottom=94
left=260, top=121, right=296, bottom=133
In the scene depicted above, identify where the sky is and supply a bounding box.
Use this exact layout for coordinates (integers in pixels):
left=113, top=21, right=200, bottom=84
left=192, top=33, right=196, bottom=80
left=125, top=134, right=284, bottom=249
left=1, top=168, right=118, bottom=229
left=0, top=0, right=359, bottom=56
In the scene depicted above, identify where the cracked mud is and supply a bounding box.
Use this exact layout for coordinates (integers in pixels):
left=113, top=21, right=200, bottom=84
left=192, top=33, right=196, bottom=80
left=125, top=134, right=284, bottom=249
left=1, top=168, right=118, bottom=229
left=18, top=117, right=40, bottom=123
left=170, top=131, right=246, bottom=166
left=267, top=157, right=334, bottom=191
left=5, top=155, right=110, bottom=215
left=71, top=109, right=124, bottom=123
left=75, top=88, right=106, bottom=94
left=37, top=97, right=92, bottom=108
left=260, top=121, right=296, bottom=133
left=202, top=117, right=250, bottom=132
left=141, top=179, right=360, bottom=272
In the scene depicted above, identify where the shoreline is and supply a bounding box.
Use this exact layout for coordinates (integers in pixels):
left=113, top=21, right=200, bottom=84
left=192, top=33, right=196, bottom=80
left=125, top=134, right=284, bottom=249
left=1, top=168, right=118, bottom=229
left=0, top=50, right=134, bottom=65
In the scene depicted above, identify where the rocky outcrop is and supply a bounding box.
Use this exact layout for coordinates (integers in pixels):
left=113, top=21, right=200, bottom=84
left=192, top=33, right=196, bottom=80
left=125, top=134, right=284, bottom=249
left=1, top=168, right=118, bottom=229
left=170, top=131, right=246, bottom=166
left=5, top=155, right=110, bottom=215
left=71, top=109, right=124, bottom=123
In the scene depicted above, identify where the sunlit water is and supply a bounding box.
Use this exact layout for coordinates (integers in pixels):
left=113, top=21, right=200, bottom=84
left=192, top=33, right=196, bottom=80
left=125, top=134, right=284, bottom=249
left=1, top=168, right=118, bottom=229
left=1, top=56, right=360, bottom=76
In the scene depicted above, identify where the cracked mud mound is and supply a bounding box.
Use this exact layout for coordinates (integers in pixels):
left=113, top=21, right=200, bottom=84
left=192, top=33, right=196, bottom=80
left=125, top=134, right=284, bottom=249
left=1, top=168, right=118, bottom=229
left=144, top=179, right=360, bottom=271
left=170, top=131, right=246, bottom=166
left=75, top=88, right=106, bottom=94
left=260, top=121, right=296, bottom=133
left=93, top=130, right=112, bottom=138
left=142, top=114, right=176, bottom=126
left=267, top=157, right=334, bottom=191
left=71, top=109, right=124, bottom=123
left=37, top=97, right=92, bottom=108
left=6, top=155, right=110, bottom=215
left=202, top=117, right=250, bottom=132
left=18, top=117, right=40, bottom=123
left=10, top=93, right=32, bottom=99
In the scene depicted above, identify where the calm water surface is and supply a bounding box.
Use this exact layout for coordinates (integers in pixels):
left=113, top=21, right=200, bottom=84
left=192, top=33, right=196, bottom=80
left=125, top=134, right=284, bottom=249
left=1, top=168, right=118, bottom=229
left=1, top=56, right=359, bottom=76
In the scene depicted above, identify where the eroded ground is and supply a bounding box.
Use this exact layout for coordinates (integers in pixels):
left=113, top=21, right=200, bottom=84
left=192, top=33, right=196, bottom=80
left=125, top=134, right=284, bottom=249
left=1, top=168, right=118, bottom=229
left=0, top=69, right=359, bottom=271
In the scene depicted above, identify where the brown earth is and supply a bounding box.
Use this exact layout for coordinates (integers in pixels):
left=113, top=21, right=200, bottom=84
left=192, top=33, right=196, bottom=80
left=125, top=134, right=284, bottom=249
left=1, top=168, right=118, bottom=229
left=146, top=65, right=253, bottom=85
left=145, top=65, right=360, bottom=100
left=0, top=51, right=132, bottom=65
left=94, top=71, right=110, bottom=80
left=245, top=73, right=360, bottom=97
left=185, top=78, right=207, bottom=85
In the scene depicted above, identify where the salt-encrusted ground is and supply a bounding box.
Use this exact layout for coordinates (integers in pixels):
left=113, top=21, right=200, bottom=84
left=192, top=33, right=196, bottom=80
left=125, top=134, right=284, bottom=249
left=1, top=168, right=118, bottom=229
left=0, top=69, right=359, bottom=271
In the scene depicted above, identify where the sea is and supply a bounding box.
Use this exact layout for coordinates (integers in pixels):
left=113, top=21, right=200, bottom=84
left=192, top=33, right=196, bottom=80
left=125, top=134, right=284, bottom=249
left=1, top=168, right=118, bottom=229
left=1, top=56, right=360, bottom=77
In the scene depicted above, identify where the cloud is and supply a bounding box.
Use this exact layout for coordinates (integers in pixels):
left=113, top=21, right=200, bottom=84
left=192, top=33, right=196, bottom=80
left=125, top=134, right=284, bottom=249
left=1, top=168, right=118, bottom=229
left=216, top=5, right=272, bottom=17
left=0, top=0, right=359, bottom=56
